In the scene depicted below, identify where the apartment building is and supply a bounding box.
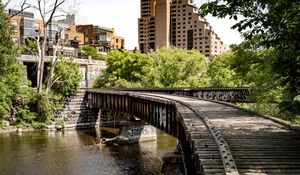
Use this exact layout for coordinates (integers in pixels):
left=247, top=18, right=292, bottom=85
left=138, top=0, right=227, bottom=57
left=76, top=25, right=125, bottom=52
left=9, top=9, right=40, bottom=45
left=113, top=35, right=125, bottom=50
left=8, top=9, right=84, bottom=57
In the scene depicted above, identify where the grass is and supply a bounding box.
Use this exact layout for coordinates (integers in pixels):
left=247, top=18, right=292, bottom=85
left=235, top=103, right=300, bottom=125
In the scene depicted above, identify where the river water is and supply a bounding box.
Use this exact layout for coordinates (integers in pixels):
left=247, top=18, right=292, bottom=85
left=0, top=128, right=178, bottom=175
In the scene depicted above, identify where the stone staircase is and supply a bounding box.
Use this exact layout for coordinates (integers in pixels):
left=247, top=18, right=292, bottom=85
left=56, top=90, right=100, bottom=129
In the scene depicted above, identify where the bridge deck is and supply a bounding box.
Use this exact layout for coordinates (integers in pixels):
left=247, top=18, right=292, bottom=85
left=144, top=93, right=300, bottom=175
left=87, top=90, right=300, bottom=175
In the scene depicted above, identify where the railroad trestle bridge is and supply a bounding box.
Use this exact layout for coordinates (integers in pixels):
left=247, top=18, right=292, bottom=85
left=84, top=88, right=300, bottom=175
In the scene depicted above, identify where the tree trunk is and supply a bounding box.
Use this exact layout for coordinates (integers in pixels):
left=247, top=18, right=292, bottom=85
left=37, top=27, right=47, bottom=113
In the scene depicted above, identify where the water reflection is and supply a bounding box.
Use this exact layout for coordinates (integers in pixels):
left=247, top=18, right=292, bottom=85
left=0, top=128, right=177, bottom=175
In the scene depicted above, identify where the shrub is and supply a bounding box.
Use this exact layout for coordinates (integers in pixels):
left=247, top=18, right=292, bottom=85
left=56, top=119, right=65, bottom=128
left=80, top=45, right=104, bottom=60
left=38, top=92, right=64, bottom=123
left=51, top=59, right=82, bottom=97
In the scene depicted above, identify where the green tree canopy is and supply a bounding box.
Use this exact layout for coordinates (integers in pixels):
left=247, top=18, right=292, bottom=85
left=80, top=45, right=103, bottom=60
left=51, top=58, right=83, bottom=97
left=21, top=38, right=38, bottom=55
left=94, top=48, right=207, bottom=88
left=0, top=3, right=23, bottom=121
left=150, top=47, right=207, bottom=87
left=94, top=50, right=159, bottom=88
left=202, top=52, right=240, bottom=87
left=200, top=0, right=300, bottom=115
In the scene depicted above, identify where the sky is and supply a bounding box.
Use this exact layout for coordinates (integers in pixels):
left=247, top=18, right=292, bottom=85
left=78, top=0, right=243, bottom=50
left=5, top=0, right=243, bottom=50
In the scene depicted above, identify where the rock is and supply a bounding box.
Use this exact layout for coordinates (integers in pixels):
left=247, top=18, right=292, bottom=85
left=3, top=120, right=10, bottom=127
left=45, top=125, right=56, bottom=130
left=56, top=125, right=63, bottom=130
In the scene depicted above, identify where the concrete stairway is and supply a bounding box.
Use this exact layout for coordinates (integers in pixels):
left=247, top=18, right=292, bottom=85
left=56, top=90, right=100, bottom=129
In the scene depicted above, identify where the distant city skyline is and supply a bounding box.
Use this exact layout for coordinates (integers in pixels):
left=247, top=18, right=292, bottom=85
left=79, top=0, right=243, bottom=50
left=5, top=0, right=243, bottom=50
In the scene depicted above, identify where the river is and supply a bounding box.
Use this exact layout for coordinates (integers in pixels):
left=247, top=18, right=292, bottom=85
left=0, top=127, right=178, bottom=175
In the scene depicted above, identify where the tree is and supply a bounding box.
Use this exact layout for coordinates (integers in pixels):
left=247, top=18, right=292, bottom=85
left=0, top=2, right=23, bottom=124
left=94, top=50, right=159, bottom=88
left=200, top=0, right=300, bottom=115
left=150, top=47, right=207, bottom=87
left=50, top=58, right=82, bottom=97
left=202, top=52, right=240, bottom=87
left=7, top=0, right=79, bottom=114
left=80, top=45, right=103, bottom=60
left=21, top=38, right=38, bottom=55
left=94, top=48, right=208, bottom=88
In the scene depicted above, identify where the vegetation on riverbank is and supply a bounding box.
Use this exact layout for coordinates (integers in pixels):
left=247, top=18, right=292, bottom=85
left=0, top=4, right=82, bottom=129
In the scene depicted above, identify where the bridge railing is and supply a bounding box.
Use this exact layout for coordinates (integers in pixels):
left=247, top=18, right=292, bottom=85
left=86, top=87, right=250, bottom=102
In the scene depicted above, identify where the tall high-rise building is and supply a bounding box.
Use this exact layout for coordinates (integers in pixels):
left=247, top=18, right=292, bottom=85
left=138, top=0, right=227, bottom=57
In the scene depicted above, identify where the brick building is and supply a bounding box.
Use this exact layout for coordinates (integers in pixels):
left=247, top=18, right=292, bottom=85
left=138, top=0, right=227, bottom=57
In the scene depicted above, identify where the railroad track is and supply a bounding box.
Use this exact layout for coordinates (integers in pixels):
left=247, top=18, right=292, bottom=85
left=137, top=93, right=300, bottom=175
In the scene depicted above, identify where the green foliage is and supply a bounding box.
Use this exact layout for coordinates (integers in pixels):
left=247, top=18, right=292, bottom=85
left=21, top=39, right=38, bottom=55
left=150, top=47, right=207, bottom=87
left=95, top=49, right=159, bottom=88
left=15, top=107, right=37, bottom=125
left=230, top=41, right=283, bottom=103
left=200, top=0, right=300, bottom=117
left=0, top=120, right=3, bottom=128
left=11, top=58, right=82, bottom=127
left=31, top=122, right=47, bottom=129
left=56, top=119, right=65, bottom=128
left=0, top=3, right=24, bottom=123
left=201, top=52, right=240, bottom=87
left=94, top=48, right=207, bottom=88
left=38, top=92, right=64, bottom=123
left=51, top=58, right=83, bottom=97
left=80, top=45, right=103, bottom=60
left=13, top=87, right=37, bottom=126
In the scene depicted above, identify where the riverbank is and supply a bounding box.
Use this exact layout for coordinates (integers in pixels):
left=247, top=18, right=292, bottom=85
left=0, top=126, right=37, bottom=134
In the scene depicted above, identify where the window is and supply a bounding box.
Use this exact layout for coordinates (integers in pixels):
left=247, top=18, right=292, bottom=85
left=187, top=30, right=193, bottom=50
